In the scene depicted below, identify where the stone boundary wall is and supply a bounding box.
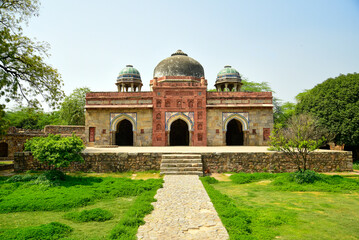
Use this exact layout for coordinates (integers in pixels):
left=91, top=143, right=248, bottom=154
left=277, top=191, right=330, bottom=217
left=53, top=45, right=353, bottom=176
left=44, top=125, right=85, bottom=135
left=201, top=152, right=353, bottom=173
left=14, top=151, right=352, bottom=173
left=14, top=152, right=161, bottom=172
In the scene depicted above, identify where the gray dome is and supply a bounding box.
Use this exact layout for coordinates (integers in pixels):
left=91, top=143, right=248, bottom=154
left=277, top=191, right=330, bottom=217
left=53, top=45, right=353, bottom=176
left=153, top=50, right=204, bottom=78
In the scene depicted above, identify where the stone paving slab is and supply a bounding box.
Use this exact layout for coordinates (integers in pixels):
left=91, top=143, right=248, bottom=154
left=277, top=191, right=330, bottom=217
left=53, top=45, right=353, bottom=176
left=137, top=175, right=229, bottom=240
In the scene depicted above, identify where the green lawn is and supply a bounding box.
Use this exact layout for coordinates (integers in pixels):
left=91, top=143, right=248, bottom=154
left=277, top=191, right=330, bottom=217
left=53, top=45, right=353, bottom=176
left=207, top=173, right=359, bottom=240
left=0, top=172, right=163, bottom=239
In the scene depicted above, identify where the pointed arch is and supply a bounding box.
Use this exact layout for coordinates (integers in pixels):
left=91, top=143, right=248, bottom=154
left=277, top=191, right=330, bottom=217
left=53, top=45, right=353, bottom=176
left=166, top=113, right=194, bottom=131
left=110, top=113, right=137, bottom=132
left=223, top=113, right=249, bottom=131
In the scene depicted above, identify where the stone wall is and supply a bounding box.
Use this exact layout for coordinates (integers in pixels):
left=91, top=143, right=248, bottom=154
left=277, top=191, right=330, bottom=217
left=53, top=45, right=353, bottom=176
left=14, top=150, right=352, bottom=173
left=44, top=125, right=85, bottom=135
left=202, top=151, right=352, bottom=173
left=14, top=152, right=161, bottom=172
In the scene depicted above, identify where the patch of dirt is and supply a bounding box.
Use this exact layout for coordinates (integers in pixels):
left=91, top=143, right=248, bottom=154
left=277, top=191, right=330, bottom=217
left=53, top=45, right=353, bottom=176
left=211, top=173, right=231, bottom=181
left=255, top=180, right=272, bottom=185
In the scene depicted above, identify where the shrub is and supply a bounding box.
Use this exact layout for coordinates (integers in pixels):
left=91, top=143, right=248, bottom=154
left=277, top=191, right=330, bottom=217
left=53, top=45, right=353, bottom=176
left=43, top=170, right=66, bottom=181
left=6, top=174, right=37, bottom=183
left=24, top=134, right=85, bottom=169
left=0, top=222, right=72, bottom=240
left=64, top=208, right=113, bottom=222
left=201, top=176, right=218, bottom=184
left=288, top=170, right=322, bottom=184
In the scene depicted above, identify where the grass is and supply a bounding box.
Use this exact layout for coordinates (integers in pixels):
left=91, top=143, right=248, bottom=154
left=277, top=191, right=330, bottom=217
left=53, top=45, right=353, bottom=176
left=0, top=172, right=163, bottom=239
left=205, top=172, right=359, bottom=240
left=353, top=162, right=359, bottom=170
left=0, top=161, right=13, bottom=165
left=0, top=222, right=73, bottom=240
left=64, top=208, right=113, bottom=222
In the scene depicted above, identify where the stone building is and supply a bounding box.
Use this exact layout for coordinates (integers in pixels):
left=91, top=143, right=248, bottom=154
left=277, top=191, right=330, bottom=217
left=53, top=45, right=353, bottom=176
left=85, top=50, right=273, bottom=147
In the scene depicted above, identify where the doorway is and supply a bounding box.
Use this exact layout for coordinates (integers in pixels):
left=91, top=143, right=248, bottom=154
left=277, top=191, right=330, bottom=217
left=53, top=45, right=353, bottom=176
left=115, top=119, right=133, bottom=146
left=170, top=119, right=189, bottom=146
left=0, top=142, right=8, bottom=157
left=226, top=119, right=244, bottom=145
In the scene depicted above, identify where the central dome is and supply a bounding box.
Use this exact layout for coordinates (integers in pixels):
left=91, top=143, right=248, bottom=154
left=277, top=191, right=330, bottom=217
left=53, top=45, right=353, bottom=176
left=153, top=50, right=204, bottom=78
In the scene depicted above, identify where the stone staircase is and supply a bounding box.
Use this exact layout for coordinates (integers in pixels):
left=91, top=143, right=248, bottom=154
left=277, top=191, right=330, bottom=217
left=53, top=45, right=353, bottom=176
left=160, top=153, right=203, bottom=176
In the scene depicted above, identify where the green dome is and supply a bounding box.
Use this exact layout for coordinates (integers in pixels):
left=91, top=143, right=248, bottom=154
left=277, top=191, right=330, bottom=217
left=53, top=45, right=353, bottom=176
left=216, top=65, right=240, bottom=80
left=117, top=65, right=141, bottom=80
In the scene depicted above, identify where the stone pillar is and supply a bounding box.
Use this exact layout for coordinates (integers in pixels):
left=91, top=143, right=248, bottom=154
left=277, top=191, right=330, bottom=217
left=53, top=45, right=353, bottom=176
left=131, top=83, right=134, bottom=92
left=139, top=85, right=142, bottom=92
left=225, top=83, right=228, bottom=92
left=121, top=84, right=125, bottom=92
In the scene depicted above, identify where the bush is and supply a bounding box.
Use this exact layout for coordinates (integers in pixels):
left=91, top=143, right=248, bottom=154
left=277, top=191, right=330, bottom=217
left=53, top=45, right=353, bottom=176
left=64, top=208, right=113, bottom=222
left=43, top=170, right=66, bottom=181
left=288, top=170, right=322, bottom=184
left=201, top=176, right=218, bottom=184
left=230, top=172, right=277, bottom=184
left=0, top=222, right=72, bottom=240
left=6, top=174, right=37, bottom=183
left=24, top=134, right=85, bottom=169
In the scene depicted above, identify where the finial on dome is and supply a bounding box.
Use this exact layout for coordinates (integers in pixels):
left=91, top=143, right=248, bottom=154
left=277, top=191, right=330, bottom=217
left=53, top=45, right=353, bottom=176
left=126, top=65, right=133, bottom=67
left=224, top=65, right=231, bottom=68
left=171, top=50, right=188, bottom=56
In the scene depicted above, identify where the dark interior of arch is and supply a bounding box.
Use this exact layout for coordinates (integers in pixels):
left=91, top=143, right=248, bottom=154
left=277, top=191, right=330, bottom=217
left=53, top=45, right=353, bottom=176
left=115, top=119, right=133, bottom=146
left=0, top=142, right=8, bottom=157
left=170, top=119, right=189, bottom=146
left=226, top=119, right=244, bottom=145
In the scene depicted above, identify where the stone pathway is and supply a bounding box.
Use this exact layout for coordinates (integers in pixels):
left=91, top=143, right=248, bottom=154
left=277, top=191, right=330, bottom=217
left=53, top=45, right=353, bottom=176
left=137, top=175, right=229, bottom=240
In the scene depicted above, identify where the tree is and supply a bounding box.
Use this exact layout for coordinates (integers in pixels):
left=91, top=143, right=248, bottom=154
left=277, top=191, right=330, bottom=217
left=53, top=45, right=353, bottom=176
left=274, top=101, right=296, bottom=127
left=269, top=114, right=327, bottom=172
left=4, top=106, right=63, bottom=129
left=24, top=134, right=85, bottom=170
left=0, top=104, right=9, bottom=135
left=59, top=87, right=91, bottom=125
left=296, top=73, right=359, bottom=147
left=0, top=0, right=64, bottom=109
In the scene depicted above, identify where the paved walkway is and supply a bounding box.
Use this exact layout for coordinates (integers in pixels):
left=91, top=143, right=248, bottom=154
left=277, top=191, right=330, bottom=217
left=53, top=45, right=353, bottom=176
left=84, top=146, right=338, bottom=154
left=137, top=175, right=229, bottom=240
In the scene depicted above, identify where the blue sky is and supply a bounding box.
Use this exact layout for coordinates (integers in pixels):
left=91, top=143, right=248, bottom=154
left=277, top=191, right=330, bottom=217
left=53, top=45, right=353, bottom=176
left=20, top=0, right=359, bottom=109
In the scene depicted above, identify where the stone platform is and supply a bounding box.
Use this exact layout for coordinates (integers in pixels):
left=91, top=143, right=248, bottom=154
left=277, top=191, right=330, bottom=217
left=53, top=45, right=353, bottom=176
left=14, top=146, right=353, bottom=173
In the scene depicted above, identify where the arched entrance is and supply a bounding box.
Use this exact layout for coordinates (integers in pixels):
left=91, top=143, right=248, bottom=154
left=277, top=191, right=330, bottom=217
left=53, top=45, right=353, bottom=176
left=0, top=142, right=8, bottom=157
left=170, top=119, right=189, bottom=146
left=115, top=119, right=133, bottom=146
left=226, top=119, right=244, bottom=145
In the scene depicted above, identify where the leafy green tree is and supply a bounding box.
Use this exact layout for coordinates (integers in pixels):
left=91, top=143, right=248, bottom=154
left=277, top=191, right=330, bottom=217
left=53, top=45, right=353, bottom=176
left=59, top=87, right=91, bottom=125
left=0, top=104, right=10, bottom=135
left=24, top=134, right=85, bottom=170
left=296, top=73, right=359, bottom=147
left=4, top=106, right=63, bottom=129
left=0, top=0, right=64, bottom=108
left=274, top=101, right=296, bottom=127
left=269, top=114, right=327, bottom=172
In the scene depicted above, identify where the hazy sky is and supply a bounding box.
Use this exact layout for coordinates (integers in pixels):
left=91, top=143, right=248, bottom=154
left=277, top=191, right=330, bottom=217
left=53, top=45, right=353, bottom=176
left=19, top=0, right=359, bottom=109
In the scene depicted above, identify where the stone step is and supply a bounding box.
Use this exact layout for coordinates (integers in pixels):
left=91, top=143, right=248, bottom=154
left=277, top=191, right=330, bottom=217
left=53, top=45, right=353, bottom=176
left=161, top=163, right=202, bottom=168
left=161, top=159, right=202, bottom=164
left=160, top=171, right=204, bottom=176
left=161, top=167, right=203, bottom=172
left=162, top=154, right=201, bottom=160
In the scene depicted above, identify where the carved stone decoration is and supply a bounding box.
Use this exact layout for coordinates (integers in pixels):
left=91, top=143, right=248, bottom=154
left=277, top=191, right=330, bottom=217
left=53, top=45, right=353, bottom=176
left=156, top=113, right=161, bottom=120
